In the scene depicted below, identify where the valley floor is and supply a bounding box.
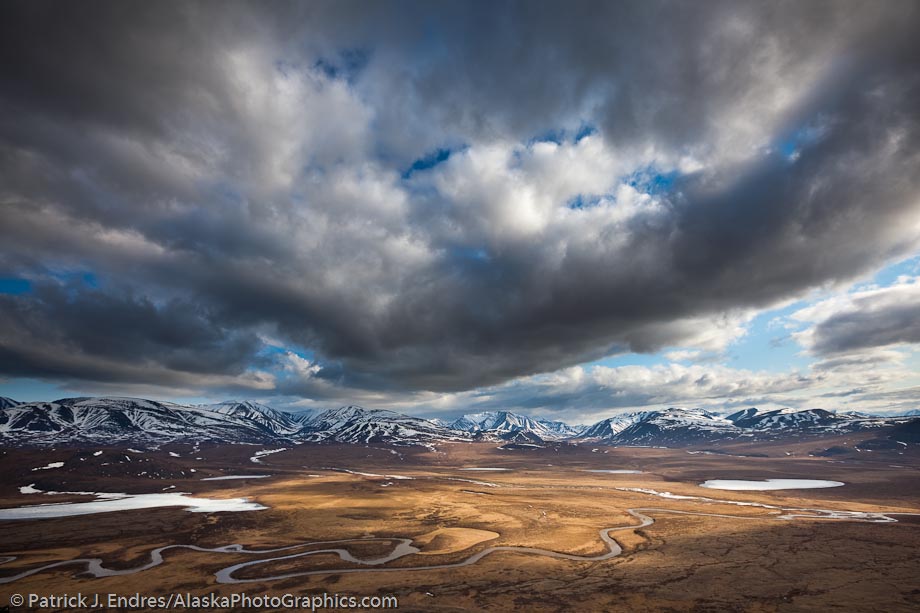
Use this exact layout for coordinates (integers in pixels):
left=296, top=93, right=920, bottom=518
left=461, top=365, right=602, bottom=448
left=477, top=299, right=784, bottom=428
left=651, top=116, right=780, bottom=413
left=1, top=440, right=919, bottom=612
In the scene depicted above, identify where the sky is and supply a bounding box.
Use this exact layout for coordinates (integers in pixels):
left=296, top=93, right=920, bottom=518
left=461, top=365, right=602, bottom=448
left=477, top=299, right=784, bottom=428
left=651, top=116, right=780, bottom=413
left=1, top=1, right=919, bottom=424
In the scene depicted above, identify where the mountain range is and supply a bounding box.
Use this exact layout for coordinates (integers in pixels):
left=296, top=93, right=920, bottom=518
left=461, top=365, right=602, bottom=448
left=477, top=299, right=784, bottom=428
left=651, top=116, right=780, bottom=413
left=0, top=396, right=916, bottom=448
left=448, top=411, right=584, bottom=440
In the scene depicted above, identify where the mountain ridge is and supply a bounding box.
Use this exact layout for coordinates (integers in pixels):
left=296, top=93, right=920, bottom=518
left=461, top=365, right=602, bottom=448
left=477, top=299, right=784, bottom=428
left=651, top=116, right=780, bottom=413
left=0, top=396, right=916, bottom=448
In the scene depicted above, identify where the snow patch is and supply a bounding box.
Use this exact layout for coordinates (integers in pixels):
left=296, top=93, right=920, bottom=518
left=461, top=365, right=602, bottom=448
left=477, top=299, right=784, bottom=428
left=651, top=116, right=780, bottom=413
left=326, top=468, right=413, bottom=480
left=700, top=479, right=844, bottom=491
left=0, top=492, right=267, bottom=520
left=250, top=448, right=288, bottom=464
left=583, top=469, right=643, bottom=474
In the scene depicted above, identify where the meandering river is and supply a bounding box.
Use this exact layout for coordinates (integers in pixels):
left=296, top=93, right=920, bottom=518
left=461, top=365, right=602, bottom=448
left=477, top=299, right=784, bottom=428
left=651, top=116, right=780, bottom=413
left=0, top=496, right=912, bottom=585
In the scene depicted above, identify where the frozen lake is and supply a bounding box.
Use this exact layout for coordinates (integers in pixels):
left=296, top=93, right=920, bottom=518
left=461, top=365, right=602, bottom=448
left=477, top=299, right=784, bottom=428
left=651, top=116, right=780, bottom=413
left=459, top=468, right=511, bottom=471
left=0, top=492, right=266, bottom=519
left=583, top=469, right=643, bottom=474
left=699, top=479, right=845, bottom=491
left=201, top=475, right=271, bottom=481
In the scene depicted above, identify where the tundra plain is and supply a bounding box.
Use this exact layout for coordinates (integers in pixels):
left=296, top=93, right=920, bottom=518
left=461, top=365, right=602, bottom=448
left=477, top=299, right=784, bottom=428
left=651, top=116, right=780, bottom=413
left=1, top=439, right=919, bottom=612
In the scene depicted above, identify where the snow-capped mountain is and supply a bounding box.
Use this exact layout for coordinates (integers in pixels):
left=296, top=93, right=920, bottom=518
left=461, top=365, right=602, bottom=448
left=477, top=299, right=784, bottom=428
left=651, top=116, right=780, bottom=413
left=0, top=396, right=20, bottom=410
left=449, top=411, right=569, bottom=440
left=1, top=397, right=915, bottom=449
left=727, top=407, right=839, bottom=430
left=726, top=407, right=897, bottom=434
left=536, top=418, right=585, bottom=438
left=300, top=405, right=470, bottom=445
left=0, top=397, right=274, bottom=444
left=200, top=400, right=303, bottom=436
left=287, top=408, right=320, bottom=424
left=602, top=408, right=739, bottom=445
left=497, top=429, right=547, bottom=449
left=579, top=411, right=653, bottom=439
left=0, top=398, right=468, bottom=447
left=448, top=414, right=482, bottom=432
left=577, top=406, right=913, bottom=446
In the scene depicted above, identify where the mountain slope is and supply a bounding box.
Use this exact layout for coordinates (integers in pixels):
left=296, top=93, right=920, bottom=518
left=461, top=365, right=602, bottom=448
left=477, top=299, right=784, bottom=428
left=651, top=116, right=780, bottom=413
left=0, top=397, right=275, bottom=444
left=288, top=408, right=320, bottom=424
left=579, top=411, right=652, bottom=439
left=0, top=397, right=19, bottom=410
left=726, top=407, right=901, bottom=435
left=200, top=400, right=303, bottom=436
left=450, top=411, right=566, bottom=440
left=2, top=397, right=914, bottom=449
left=536, top=418, right=584, bottom=438
left=301, top=406, right=470, bottom=445
left=607, top=408, right=739, bottom=445
left=0, top=398, right=470, bottom=447
left=578, top=406, right=914, bottom=446
left=727, top=407, right=841, bottom=430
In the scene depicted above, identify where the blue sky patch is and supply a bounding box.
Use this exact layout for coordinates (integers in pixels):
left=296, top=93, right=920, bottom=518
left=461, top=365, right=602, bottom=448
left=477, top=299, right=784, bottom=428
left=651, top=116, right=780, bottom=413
left=403, top=147, right=454, bottom=178
left=313, top=47, right=370, bottom=82
left=0, top=277, right=31, bottom=295
left=627, top=166, right=680, bottom=195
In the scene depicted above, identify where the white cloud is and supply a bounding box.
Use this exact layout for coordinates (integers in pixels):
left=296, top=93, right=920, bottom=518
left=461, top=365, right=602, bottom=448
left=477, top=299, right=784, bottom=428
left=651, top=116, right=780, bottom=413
left=664, top=350, right=702, bottom=362
left=792, top=276, right=920, bottom=355
left=282, top=351, right=322, bottom=378
left=3, top=1, right=920, bottom=407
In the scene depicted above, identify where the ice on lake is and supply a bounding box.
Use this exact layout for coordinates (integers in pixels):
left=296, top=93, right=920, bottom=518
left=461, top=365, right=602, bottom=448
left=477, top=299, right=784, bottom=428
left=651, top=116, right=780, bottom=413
left=583, top=469, right=643, bottom=474
left=0, top=491, right=266, bottom=520
left=699, top=479, right=844, bottom=491
left=459, top=468, right=511, bottom=471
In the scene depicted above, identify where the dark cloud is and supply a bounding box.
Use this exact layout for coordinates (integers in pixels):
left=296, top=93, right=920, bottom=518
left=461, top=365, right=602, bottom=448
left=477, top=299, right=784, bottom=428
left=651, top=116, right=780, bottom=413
left=803, top=284, right=920, bottom=356
left=1, top=1, right=919, bottom=398
left=812, top=351, right=907, bottom=371
left=0, top=281, right=264, bottom=382
left=811, top=305, right=920, bottom=354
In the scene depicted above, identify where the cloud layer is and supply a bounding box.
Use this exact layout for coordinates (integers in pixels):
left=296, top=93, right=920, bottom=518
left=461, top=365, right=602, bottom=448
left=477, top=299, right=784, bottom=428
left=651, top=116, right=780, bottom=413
left=794, top=278, right=920, bottom=356
left=1, top=1, right=919, bottom=411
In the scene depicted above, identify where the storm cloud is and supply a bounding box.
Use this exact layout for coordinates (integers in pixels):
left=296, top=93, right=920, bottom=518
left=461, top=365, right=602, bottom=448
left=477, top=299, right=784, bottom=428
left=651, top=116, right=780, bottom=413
left=795, top=279, right=920, bottom=356
left=1, top=1, right=919, bottom=403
